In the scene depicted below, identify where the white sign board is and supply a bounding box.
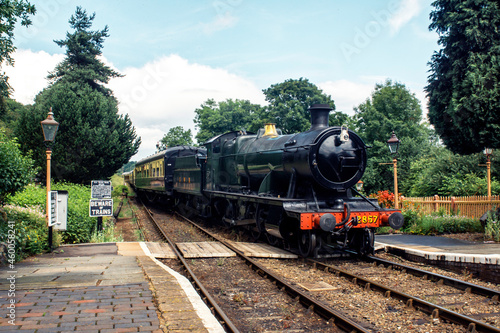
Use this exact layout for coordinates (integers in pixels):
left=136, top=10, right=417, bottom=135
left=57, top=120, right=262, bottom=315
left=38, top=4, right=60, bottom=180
left=48, top=191, right=58, bottom=227
left=89, top=199, right=113, bottom=217
left=91, top=180, right=112, bottom=199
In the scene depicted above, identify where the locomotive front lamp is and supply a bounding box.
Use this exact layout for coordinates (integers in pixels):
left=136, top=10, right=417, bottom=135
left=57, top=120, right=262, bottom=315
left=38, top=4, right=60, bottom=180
left=41, top=107, right=59, bottom=251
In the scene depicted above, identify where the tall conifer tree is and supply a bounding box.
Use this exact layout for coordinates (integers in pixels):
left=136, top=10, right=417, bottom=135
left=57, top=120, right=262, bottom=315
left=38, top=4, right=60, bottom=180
left=16, top=7, right=140, bottom=183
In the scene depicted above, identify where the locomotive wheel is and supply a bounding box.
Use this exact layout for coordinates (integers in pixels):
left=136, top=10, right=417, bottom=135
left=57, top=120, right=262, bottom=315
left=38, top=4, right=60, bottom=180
left=360, top=228, right=375, bottom=256
left=298, top=230, right=317, bottom=257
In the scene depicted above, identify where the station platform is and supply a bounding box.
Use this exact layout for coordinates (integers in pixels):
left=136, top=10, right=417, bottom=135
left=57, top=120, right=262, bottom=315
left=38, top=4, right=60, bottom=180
left=0, top=242, right=225, bottom=333
left=375, top=234, right=500, bottom=283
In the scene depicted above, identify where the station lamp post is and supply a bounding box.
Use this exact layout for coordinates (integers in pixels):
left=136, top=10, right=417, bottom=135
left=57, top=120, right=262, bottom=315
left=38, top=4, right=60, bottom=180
left=41, top=107, right=59, bottom=250
left=387, top=131, right=400, bottom=209
left=484, top=148, right=493, bottom=199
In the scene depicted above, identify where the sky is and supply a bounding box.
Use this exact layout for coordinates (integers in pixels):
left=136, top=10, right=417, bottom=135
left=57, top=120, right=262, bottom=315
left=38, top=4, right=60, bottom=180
left=5, top=0, right=439, bottom=161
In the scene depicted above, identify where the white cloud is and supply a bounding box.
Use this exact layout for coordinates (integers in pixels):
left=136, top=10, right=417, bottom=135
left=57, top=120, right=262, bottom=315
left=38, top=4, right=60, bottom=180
left=389, top=0, right=423, bottom=34
left=108, top=54, right=266, bottom=160
left=3, top=49, right=64, bottom=104
left=4, top=50, right=266, bottom=161
left=319, top=79, right=376, bottom=115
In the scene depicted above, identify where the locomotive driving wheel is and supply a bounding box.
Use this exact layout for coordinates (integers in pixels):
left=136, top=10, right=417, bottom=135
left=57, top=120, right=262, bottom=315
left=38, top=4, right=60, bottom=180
left=298, top=230, right=317, bottom=257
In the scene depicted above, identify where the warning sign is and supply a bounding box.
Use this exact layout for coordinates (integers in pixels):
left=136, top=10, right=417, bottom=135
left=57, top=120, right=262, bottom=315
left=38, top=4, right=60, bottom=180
left=91, top=180, right=112, bottom=199
left=89, top=199, right=113, bottom=217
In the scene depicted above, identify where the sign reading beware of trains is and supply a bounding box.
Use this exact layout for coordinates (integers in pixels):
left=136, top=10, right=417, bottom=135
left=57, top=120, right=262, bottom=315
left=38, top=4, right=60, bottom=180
left=89, top=199, right=113, bottom=217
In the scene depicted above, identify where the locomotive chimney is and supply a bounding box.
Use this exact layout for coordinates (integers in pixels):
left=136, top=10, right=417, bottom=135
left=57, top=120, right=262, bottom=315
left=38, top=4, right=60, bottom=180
left=308, top=104, right=332, bottom=131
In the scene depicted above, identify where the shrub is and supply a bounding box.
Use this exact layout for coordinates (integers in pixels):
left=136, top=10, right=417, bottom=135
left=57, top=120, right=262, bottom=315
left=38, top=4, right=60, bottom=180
left=0, top=204, right=52, bottom=261
left=5, top=182, right=97, bottom=245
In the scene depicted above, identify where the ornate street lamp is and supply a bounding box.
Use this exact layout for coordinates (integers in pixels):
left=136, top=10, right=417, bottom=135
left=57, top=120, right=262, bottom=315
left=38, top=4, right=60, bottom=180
left=41, top=108, right=59, bottom=250
left=387, top=131, right=400, bottom=209
left=484, top=148, right=493, bottom=199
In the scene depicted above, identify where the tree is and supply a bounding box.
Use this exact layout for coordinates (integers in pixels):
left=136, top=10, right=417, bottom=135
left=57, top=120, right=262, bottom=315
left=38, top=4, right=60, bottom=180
left=426, top=0, right=500, bottom=154
left=261, top=78, right=337, bottom=134
left=354, top=80, right=433, bottom=194
left=194, top=98, right=261, bottom=144
left=15, top=7, right=140, bottom=183
left=160, top=126, right=194, bottom=149
left=0, top=129, right=36, bottom=207
left=47, top=6, right=122, bottom=95
left=0, top=0, right=36, bottom=110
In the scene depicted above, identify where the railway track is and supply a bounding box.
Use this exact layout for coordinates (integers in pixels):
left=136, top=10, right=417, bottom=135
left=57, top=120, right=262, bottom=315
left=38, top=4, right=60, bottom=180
left=135, top=199, right=500, bottom=332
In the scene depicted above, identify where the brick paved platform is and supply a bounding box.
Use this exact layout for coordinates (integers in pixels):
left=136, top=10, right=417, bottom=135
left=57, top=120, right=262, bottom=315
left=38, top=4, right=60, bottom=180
left=0, top=242, right=225, bottom=332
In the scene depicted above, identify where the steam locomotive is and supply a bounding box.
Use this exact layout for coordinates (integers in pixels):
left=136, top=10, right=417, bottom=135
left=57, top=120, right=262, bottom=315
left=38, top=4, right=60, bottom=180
left=126, top=104, right=404, bottom=256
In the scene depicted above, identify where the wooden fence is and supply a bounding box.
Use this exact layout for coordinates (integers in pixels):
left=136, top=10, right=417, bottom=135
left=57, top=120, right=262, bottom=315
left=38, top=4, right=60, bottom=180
left=401, top=195, right=500, bottom=219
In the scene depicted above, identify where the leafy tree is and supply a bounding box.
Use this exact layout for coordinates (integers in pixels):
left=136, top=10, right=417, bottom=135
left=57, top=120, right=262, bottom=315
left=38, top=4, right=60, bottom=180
left=0, top=0, right=36, bottom=111
left=354, top=80, right=433, bottom=194
left=406, top=149, right=498, bottom=196
left=426, top=0, right=500, bottom=154
left=15, top=7, right=140, bottom=184
left=0, top=98, right=29, bottom=138
left=194, top=98, right=261, bottom=144
left=159, top=126, right=193, bottom=149
left=0, top=129, right=36, bottom=219
left=260, top=78, right=337, bottom=134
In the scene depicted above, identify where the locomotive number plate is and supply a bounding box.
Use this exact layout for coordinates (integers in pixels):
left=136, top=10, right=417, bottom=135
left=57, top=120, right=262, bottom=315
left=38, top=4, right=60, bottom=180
left=355, top=215, right=378, bottom=224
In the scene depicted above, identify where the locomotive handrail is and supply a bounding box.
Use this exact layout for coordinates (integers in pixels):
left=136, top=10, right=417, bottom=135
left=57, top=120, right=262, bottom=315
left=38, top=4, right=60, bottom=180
left=351, top=187, right=382, bottom=210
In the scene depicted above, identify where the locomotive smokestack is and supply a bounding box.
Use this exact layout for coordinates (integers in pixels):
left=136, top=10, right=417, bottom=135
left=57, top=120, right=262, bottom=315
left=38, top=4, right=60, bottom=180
left=308, top=104, right=332, bottom=131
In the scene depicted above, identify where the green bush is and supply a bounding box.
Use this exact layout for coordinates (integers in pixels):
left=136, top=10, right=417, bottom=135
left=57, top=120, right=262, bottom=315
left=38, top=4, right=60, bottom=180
left=5, top=182, right=97, bottom=244
left=0, top=205, right=49, bottom=261
left=401, top=210, right=482, bottom=236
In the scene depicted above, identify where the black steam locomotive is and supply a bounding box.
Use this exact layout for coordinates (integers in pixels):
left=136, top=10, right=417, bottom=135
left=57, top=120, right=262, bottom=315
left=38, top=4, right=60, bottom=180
left=126, top=104, right=404, bottom=256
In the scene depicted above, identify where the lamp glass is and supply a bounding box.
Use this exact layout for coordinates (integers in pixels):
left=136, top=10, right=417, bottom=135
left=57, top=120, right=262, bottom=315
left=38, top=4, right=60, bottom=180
left=484, top=148, right=493, bottom=156
left=387, top=132, right=400, bottom=155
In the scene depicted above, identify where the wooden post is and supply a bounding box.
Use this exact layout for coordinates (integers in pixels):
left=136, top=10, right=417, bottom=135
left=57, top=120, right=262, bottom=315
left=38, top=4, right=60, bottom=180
left=434, top=195, right=439, bottom=212
left=46, top=147, right=53, bottom=251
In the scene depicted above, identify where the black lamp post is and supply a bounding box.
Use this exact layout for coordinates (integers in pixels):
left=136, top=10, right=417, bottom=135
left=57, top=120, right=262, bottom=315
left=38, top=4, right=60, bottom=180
left=387, top=131, right=400, bottom=209
left=41, top=107, right=59, bottom=251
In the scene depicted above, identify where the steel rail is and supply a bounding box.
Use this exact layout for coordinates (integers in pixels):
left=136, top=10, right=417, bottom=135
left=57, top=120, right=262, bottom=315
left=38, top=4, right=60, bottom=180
left=140, top=204, right=240, bottom=333
left=176, top=213, right=372, bottom=333
left=308, top=259, right=500, bottom=333
left=365, top=255, right=500, bottom=301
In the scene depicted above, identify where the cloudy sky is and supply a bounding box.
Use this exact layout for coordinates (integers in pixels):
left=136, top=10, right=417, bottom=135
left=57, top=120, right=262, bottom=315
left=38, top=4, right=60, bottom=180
left=5, top=0, right=439, bottom=161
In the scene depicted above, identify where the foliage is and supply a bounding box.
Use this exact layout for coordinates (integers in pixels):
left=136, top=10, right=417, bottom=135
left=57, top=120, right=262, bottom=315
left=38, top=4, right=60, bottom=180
left=160, top=126, right=194, bottom=149
left=406, top=149, right=499, bottom=196
left=14, top=7, right=140, bottom=184
left=194, top=98, right=262, bottom=144
left=90, top=218, right=123, bottom=243
left=48, top=6, right=122, bottom=95
left=260, top=78, right=336, bottom=134
left=117, top=161, right=136, bottom=174
left=426, top=0, right=500, bottom=154
left=401, top=213, right=483, bottom=235
left=354, top=80, right=434, bottom=194
left=6, top=183, right=97, bottom=244
left=0, top=204, right=49, bottom=261
left=370, top=190, right=402, bottom=209
left=0, top=0, right=36, bottom=104
left=0, top=98, right=29, bottom=138
left=485, top=219, right=500, bottom=242
left=0, top=129, right=36, bottom=205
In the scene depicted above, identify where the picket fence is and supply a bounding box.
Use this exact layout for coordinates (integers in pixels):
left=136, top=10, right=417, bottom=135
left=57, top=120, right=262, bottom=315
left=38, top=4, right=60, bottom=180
left=401, top=195, right=500, bottom=219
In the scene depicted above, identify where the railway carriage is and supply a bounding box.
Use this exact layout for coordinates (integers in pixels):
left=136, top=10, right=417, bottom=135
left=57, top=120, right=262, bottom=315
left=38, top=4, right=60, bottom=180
left=129, top=104, right=404, bottom=256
